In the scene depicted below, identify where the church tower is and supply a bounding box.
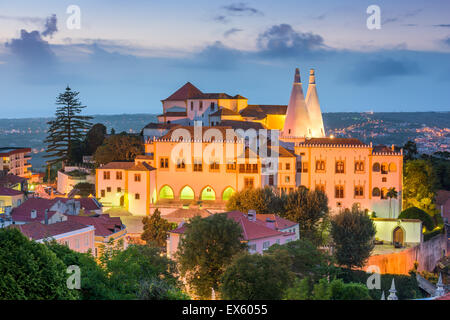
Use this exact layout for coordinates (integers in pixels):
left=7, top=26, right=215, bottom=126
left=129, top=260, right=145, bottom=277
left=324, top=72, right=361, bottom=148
left=305, top=69, right=325, bottom=137
left=282, top=68, right=312, bottom=138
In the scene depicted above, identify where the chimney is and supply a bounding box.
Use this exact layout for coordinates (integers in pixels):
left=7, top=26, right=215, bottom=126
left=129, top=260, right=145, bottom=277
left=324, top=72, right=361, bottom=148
left=309, top=68, right=316, bottom=84
left=247, top=210, right=256, bottom=222
left=44, top=209, right=49, bottom=225
left=266, top=218, right=276, bottom=230
left=294, top=68, right=301, bottom=83
left=30, top=209, right=37, bottom=219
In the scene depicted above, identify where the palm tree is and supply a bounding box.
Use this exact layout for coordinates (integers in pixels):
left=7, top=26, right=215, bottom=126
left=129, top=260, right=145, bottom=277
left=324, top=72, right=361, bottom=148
left=387, top=188, right=398, bottom=218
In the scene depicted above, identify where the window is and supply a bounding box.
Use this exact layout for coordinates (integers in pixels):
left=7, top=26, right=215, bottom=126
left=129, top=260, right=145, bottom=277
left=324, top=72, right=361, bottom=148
left=199, top=101, right=203, bottom=110
left=244, top=177, right=254, bottom=188
left=176, top=158, right=186, bottom=169
left=381, top=163, right=388, bottom=174
left=210, top=102, right=215, bottom=110
left=316, top=160, right=325, bottom=172
left=335, top=185, right=344, bottom=198
left=263, top=241, right=270, bottom=250
left=226, top=161, right=236, bottom=171
left=75, top=239, right=80, bottom=249
left=117, top=187, right=121, bottom=193
left=372, top=187, right=380, bottom=197
left=335, top=160, right=345, bottom=173
left=316, top=184, right=325, bottom=193
left=355, top=160, right=364, bottom=172
left=193, top=159, right=203, bottom=172
left=302, top=162, right=308, bottom=173
left=101, top=190, right=105, bottom=197
left=285, top=176, right=290, bottom=183
left=269, top=175, right=274, bottom=186
left=160, top=157, right=169, bottom=169
left=381, top=188, right=388, bottom=199
left=354, top=185, right=364, bottom=197
left=389, top=163, right=397, bottom=172
left=135, top=193, right=140, bottom=200
left=190, top=101, right=194, bottom=111
left=107, top=187, right=111, bottom=192
left=296, top=161, right=301, bottom=173
left=103, top=171, right=110, bottom=180
left=286, top=163, right=290, bottom=170
left=382, top=177, right=387, bottom=182
left=134, top=174, right=141, bottom=182
left=209, top=161, right=220, bottom=171
left=249, top=244, right=257, bottom=252
left=116, top=171, right=122, bottom=180
left=373, top=162, right=380, bottom=172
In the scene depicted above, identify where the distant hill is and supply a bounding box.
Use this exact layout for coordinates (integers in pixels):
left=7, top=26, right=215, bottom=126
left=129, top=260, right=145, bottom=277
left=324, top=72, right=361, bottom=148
left=0, top=112, right=448, bottom=171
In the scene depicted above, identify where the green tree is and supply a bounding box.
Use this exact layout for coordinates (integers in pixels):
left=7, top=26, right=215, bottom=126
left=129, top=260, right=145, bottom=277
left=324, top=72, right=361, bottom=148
left=141, top=209, right=175, bottom=248
left=398, top=207, right=434, bottom=231
left=84, top=123, right=107, bottom=155
left=281, top=186, right=329, bottom=245
left=176, top=214, right=246, bottom=299
left=283, top=277, right=313, bottom=300
left=387, top=187, right=398, bottom=218
left=137, top=278, right=190, bottom=300
left=403, top=159, right=438, bottom=216
left=46, top=241, right=113, bottom=300
left=94, top=134, right=143, bottom=165
left=44, top=86, right=92, bottom=167
left=403, top=140, right=418, bottom=161
left=220, top=252, right=294, bottom=300
left=0, top=228, right=78, bottom=300
left=331, top=207, right=376, bottom=269
left=226, top=186, right=283, bottom=214
left=328, top=279, right=371, bottom=300
left=72, top=182, right=96, bottom=198
left=105, top=244, right=180, bottom=299
left=266, top=239, right=331, bottom=281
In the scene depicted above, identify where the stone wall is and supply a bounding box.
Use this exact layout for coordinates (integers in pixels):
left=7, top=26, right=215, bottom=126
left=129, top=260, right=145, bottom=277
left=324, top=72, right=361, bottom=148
left=364, top=234, right=448, bottom=275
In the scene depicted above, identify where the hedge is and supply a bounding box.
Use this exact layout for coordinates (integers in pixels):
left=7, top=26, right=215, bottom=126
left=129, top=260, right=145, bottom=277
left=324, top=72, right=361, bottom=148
left=398, top=207, right=434, bottom=231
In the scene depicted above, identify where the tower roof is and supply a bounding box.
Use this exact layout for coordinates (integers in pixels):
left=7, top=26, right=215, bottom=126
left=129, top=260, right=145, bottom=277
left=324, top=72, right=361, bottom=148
left=305, top=68, right=325, bottom=137
left=282, top=68, right=312, bottom=137
left=162, top=82, right=203, bottom=101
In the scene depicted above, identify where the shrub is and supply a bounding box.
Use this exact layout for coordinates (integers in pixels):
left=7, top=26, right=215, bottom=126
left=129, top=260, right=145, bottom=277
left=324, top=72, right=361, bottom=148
left=398, top=207, right=434, bottom=231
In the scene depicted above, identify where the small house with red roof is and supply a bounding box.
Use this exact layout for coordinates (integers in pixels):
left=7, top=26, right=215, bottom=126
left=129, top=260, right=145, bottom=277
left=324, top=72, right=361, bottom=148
left=0, top=187, right=25, bottom=215
left=167, top=210, right=299, bottom=258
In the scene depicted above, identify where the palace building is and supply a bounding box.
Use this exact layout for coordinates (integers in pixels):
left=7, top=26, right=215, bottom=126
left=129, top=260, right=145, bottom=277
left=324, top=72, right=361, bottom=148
left=96, top=68, right=403, bottom=219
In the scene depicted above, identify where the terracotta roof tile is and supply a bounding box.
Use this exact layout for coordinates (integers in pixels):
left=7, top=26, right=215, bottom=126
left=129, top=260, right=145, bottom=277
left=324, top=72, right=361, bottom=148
left=10, top=221, right=91, bottom=240
left=0, top=187, right=23, bottom=196
left=163, top=82, right=203, bottom=101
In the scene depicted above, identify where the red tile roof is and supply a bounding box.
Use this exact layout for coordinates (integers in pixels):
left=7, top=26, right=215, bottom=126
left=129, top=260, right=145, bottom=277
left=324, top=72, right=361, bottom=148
left=163, top=82, right=203, bottom=101
left=66, top=214, right=124, bottom=237
left=0, top=187, right=23, bottom=196
left=170, top=211, right=295, bottom=241
left=297, top=137, right=367, bottom=146
left=255, top=214, right=298, bottom=230
left=10, top=221, right=91, bottom=240
left=98, top=162, right=135, bottom=170
left=0, top=174, right=27, bottom=187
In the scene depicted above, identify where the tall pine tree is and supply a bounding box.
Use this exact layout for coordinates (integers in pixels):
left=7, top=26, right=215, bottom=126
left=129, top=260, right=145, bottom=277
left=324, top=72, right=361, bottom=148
left=44, top=86, right=92, bottom=169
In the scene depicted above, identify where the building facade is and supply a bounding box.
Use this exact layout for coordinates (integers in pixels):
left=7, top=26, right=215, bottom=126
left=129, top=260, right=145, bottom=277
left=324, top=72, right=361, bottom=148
left=0, top=147, right=32, bottom=178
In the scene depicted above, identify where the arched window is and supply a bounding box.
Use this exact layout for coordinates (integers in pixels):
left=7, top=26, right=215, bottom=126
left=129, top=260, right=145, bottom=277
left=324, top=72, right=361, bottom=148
left=222, top=187, right=235, bottom=201
left=381, top=163, right=388, bottom=174
left=372, top=163, right=380, bottom=172
left=372, top=187, right=380, bottom=197
left=389, top=162, right=397, bottom=172
left=159, top=185, right=174, bottom=199
left=180, top=186, right=194, bottom=200
left=381, top=187, right=388, bottom=199
left=201, top=186, right=216, bottom=201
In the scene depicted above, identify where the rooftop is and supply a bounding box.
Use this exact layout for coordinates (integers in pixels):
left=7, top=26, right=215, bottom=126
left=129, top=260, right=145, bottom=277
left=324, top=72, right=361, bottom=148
left=10, top=221, right=91, bottom=241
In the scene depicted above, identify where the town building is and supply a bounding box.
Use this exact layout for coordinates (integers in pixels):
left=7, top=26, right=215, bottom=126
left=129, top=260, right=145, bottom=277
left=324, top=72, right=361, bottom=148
left=167, top=210, right=299, bottom=258
left=0, top=147, right=32, bottom=179
left=0, top=187, right=25, bottom=214
left=57, top=166, right=95, bottom=195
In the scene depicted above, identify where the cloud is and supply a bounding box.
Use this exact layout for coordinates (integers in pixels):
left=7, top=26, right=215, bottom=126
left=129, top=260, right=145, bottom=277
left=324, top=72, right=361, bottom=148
left=383, top=8, right=423, bottom=25
left=5, top=29, right=56, bottom=66
left=442, top=37, right=450, bottom=47
left=224, top=28, right=243, bottom=37
left=42, top=14, right=57, bottom=38
left=346, top=57, right=421, bottom=84
left=433, top=24, right=450, bottom=28
left=181, top=41, right=244, bottom=70
left=256, top=24, right=326, bottom=58
left=222, top=3, right=263, bottom=16
left=213, top=15, right=229, bottom=23
left=0, top=15, right=44, bottom=25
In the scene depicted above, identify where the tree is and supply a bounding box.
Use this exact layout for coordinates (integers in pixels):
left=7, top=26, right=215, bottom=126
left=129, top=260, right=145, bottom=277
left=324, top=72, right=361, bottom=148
left=46, top=241, right=113, bottom=300
left=398, top=207, right=434, bottom=231
left=330, top=207, right=376, bottom=269
left=0, top=228, right=78, bottom=300
left=176, top=214, right=246, bottom=299
left=94, top=134, right=143, bottom=165
left=84, top=123, right=107, bottom=155
left=141, top=209, right=175, bottom=248
left=403, top=160, right=438, bottom=216
left=220, top=252, right=294, bottom=300
left=281, top=186, right=329, bottom=245
left=266, top=239, right=331, bottom=281
left=226, top=186, right=283, bottom=214
left=403, top=140, right=418, bottom=161
left=105, top=244, right=181, bottom=299
left=387, top=187, right=398, bottom=218
left=72, top=182, right=95, bottom=198
left=44, top=86, right=92, bottom=167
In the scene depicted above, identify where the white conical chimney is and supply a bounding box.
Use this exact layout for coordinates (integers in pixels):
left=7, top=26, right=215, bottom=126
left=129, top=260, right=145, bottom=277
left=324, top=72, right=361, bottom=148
left=282, top=68, right=312, bottom=138
left=305, top=69, right=325, bottom=137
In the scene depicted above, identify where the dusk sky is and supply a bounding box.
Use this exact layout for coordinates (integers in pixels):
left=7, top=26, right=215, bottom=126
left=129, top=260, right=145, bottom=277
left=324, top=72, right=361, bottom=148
left=1, top=0, right=450, bottom=118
